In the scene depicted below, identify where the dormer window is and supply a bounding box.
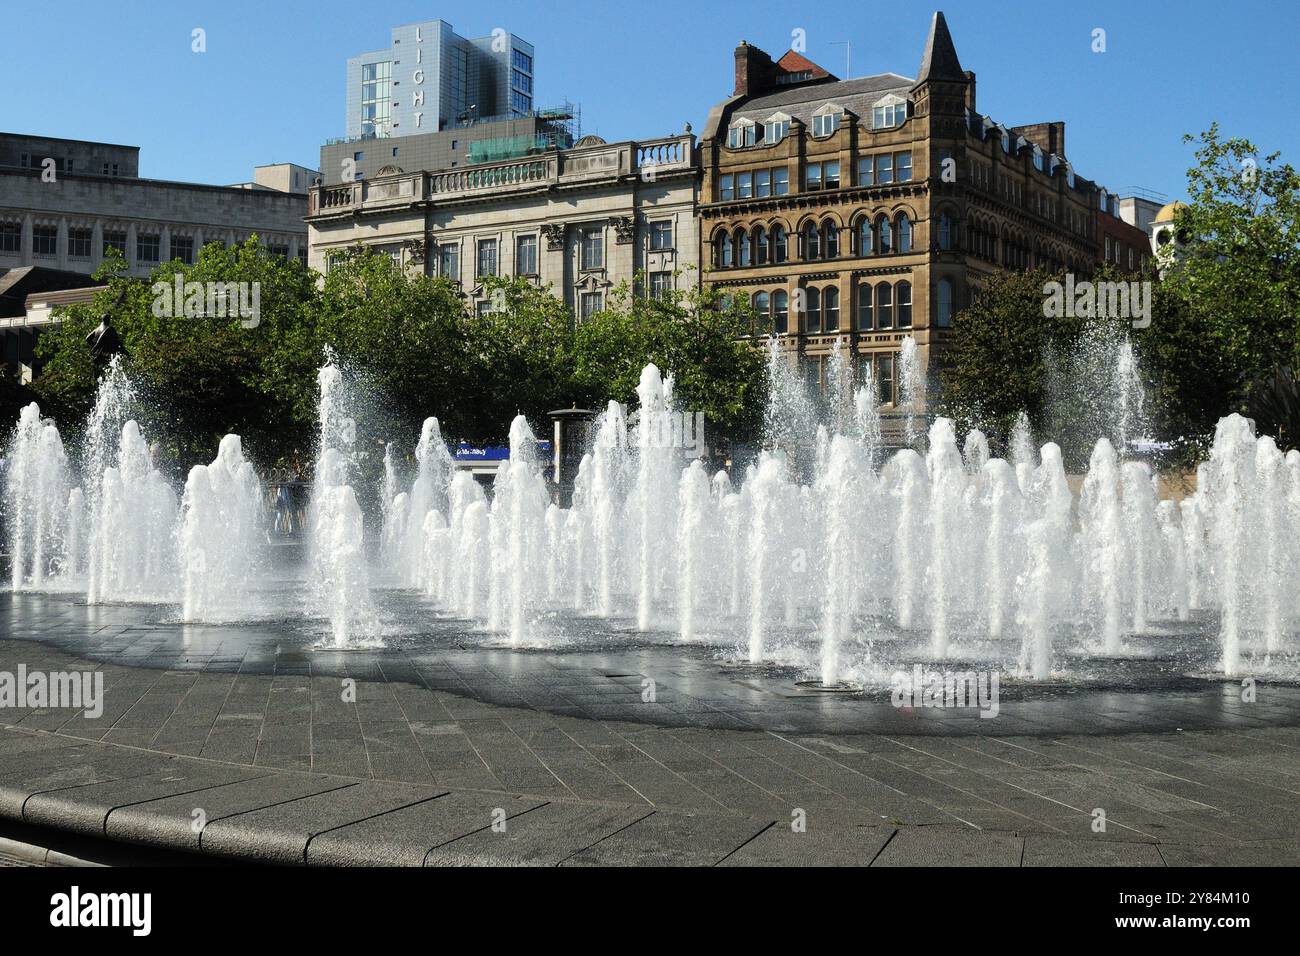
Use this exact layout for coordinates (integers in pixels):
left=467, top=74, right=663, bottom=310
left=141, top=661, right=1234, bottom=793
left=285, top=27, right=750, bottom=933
left=811, top=106, right=842, bottom=138
left=1033, top=146, right=1044, bottom=171
left=871, top=95, right=907, bottom=130
left=764, top=113, right=791, bottom=145
left=728, top=119, right=757, bottom=148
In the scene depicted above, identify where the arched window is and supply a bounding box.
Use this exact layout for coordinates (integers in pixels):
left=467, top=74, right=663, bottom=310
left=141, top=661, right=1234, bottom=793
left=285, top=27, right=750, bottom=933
left=755, top=226, right=769, bottom=265
left=773, top=290, right=788, bottom=333
left=823, top=221, right=839, bottom=258
left=773, top=225, right=787, bottom=263
left=858, top=217, right=874, bottom=256
left=737, top=229, right=751, bottom=267
left=937, top=278, right=954, bottom=327
left=803, top=221, right=821, bottom=259
left=753, top=291, right=770, bottom=335
left=806, top=286, right=821, bottom=333
left=824, top=287, right=840, bottom=331
left=938, top=213, right=953, bottom=250
left=896, top=215, right=911, bottom=253
left=718, top=231, right=733, bottom=267
left=876, top=284, right=893, bottom=329
left=896, top=281, right=912, bottom=329
left=856, top=284, right=873, bottom=330
left=876, top=214, right=892, bottom=254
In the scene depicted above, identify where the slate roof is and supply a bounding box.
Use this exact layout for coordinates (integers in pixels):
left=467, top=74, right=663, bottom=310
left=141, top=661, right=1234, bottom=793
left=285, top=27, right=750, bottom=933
left=731, top=73, right=915, bottom=127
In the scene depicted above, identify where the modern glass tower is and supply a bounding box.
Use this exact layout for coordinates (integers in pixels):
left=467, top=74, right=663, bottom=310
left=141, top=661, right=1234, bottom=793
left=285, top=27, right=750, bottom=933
left=345, top=20, right=535, bottom=139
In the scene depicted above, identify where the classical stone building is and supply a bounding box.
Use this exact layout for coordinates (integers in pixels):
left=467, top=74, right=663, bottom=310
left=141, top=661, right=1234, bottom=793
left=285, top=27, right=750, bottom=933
left=699, top=12, right=1131, bottom=407
left=0, top=133, right=315, bottom=280
left=306, top=132, right=699, bottom=317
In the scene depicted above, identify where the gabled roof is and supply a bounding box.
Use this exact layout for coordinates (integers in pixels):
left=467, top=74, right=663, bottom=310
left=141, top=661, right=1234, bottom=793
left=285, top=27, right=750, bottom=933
left=731, top=73, right=914, bottom=128
left=775, top=50, right=837, bottom=82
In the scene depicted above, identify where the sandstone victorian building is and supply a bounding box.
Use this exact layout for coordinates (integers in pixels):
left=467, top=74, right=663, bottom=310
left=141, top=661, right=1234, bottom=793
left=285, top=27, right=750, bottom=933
left=306, top=132, right=699, bottom=317
left=699, top=12, right=1136, bottom=404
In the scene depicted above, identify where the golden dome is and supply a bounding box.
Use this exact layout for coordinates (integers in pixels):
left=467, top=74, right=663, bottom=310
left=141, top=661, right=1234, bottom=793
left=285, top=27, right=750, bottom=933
left=1153, top=200, right=1187, bottom=224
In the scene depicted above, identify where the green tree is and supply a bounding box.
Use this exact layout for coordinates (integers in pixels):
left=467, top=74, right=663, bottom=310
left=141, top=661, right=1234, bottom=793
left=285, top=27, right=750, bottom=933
left=572, top=272, right=767, bottom=449
left=34, top=240, right=320, bottom=469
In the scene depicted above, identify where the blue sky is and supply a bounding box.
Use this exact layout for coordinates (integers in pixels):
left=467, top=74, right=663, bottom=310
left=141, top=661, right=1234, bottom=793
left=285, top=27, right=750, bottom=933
left=4, top=0, right=1296, bottom=200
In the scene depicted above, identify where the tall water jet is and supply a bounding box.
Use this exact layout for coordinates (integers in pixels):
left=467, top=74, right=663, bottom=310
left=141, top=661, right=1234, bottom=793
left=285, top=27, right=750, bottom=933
left=590, top=401, right=629, bottom=617
left=1017, top=443, right=1073, bottom=679
left=818, top=435, right=868, bottom=684
left=924, top=418, right=966, bottom=658
left=179, top=434, right=263, bottom=621
left=1078, top=438, right=1123, bottom=652
left=746, top=452, right=787, bottom=662
left=962, top=429, right=990, bottom=476
left=888, top=450, right=928, bottom=630
left=1120, top=461, right=1160, bottom=635
left=1009, top=411, right=1036, bottom=494
left=632, top=364, right=678, bottom=631
left=1112, top=338, right=1147, bottom=455
left=4, top=404, right=75, bottom=589
left=1252, top=437, right=1286, bottom=655
left=307, top=360, right=379, bottom=647
left=391, top=417, right=454, bottom=588
left=676, top=459, right=715, bottom=641
left=89, top=420, right=179, bottom=603
left=982, top=458, right=1022, bottom=639
left=898, top=336, right=927, bottom=449
left=491, top=415, right=550, bottom=645
left=1203, top=415, right=1255, bottom=676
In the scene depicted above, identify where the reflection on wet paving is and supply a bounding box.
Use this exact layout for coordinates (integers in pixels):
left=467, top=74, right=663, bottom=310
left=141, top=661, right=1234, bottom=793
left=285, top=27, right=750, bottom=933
left=3, top=589, right=1297, bottom=736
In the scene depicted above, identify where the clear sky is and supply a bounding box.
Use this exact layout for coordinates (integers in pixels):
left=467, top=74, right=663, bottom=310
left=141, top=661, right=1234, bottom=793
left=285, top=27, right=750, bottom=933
left=4, top=0, right=1296, bottom=201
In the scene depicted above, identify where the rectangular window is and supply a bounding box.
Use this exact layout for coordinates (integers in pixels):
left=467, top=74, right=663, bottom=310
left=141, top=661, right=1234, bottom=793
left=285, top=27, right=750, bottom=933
left=877, top=355, right=895, bottom=405
left=32, top=225, right=57, bottom=256
left=438, top=243, right=460, bottom=281
left=824, top=161, right=840, bottom=190
left=476, top=238, right=498, bottom=277
left=512, top=49, right=533, bottom=73
left=649, top=221, right=673, bottom=250
left=719, top=174, right=734, bottom=201
left=773, top=167, right=789, bottom=195
left=171, top=235, right=194, bottom=264
left=648, top=271, right=672, bottom=300
left=858, top=155, right=874, bottom=186
left=877, top=154, right=894, bottom=185
left=737, top=171, right=753, bottom=199
left=515, top=234, right=538, bottom=274
left=137, top=233, right=160, bottom=262
left=580, top=228, right=603, bottom=270
left=895, top=152, right=913, bottom=182
left=806, top=163, right=822, bottom=190
left=68, top=228, right=92, bottom=259
left=579, top=291, right=603, bottom=322
left=0, top=222, right=20, bottom=253
left=755, top=169, right=771, bottom=198
left=103, top=231, right=126, bottom=257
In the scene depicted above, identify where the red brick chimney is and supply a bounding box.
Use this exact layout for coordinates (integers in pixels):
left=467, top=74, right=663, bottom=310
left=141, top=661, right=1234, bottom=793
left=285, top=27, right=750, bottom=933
left=734, top=41, right=776, bottom=97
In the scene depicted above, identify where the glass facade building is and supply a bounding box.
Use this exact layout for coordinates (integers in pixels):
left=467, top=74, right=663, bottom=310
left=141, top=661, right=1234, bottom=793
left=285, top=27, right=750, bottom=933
left=344, top=20, right=535, bottom=140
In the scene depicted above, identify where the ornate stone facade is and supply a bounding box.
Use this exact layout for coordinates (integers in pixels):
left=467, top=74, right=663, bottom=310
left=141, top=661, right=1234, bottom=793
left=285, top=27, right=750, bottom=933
left=307, top=134, right=699, bottom=317
left=700, top=13, right=1129, bottom=412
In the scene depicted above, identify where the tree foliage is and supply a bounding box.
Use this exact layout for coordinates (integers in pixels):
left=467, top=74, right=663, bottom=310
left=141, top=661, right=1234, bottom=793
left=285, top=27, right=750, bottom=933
left=22, top=245, right=767, bottom=472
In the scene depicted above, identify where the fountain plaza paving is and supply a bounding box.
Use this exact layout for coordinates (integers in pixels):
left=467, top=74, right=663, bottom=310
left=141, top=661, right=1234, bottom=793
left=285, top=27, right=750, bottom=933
left=2, top=588, right=1300, bottom=867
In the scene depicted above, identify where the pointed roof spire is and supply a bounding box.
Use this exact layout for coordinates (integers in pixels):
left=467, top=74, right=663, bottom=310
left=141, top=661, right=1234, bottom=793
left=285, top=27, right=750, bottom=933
left=915, top=11, right=964, bottom=83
